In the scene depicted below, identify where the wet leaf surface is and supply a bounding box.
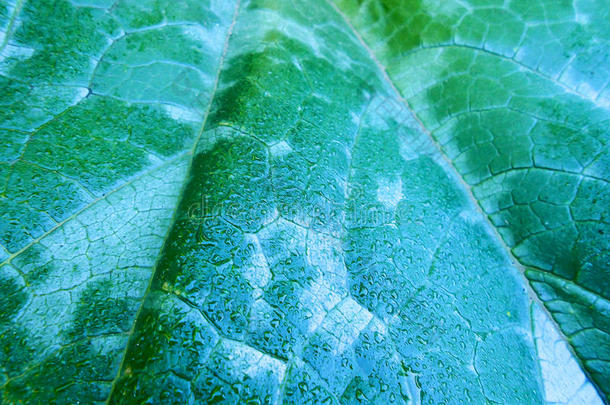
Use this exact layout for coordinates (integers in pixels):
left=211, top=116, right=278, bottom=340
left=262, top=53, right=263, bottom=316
left=0, top=0, right=607, bottom=403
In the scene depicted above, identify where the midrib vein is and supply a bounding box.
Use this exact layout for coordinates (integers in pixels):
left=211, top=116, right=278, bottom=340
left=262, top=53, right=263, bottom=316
left=323, top=0, right=602, bottom=397
left=0, top=0, right=25, bottom=53
left=104, top=0, right=242, bottom=402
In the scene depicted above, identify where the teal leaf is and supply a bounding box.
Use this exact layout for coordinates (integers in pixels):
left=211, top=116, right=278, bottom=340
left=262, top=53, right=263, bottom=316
left=331, top=0, right=610, bottom=398
left=0, top=0, right=607, bottom=403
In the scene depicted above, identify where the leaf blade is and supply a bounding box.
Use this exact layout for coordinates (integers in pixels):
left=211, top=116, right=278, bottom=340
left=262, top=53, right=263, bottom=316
left=332, top=0, right=610, bottom=398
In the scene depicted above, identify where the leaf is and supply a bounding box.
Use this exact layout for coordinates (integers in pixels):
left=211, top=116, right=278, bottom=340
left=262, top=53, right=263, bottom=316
left=331, top=0, right=610, bottom=398
left=0, top=0, right=607, bottom=404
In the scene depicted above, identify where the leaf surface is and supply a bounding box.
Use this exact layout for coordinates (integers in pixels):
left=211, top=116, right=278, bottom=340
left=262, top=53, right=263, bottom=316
left=0, top=0, right=607, bottom=403
left=331, top=0, right=610, bottom=397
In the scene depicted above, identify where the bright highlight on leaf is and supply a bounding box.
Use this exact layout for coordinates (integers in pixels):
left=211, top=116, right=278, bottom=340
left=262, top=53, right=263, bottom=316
left=0, top=0, right=607, bottom=403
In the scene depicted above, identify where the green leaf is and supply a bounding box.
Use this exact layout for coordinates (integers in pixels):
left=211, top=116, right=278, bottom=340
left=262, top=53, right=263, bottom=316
left=331, top=0, right=610, bottom=398
left=0, top=0, right=607, bottom=403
